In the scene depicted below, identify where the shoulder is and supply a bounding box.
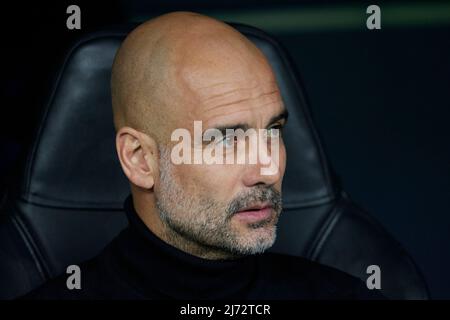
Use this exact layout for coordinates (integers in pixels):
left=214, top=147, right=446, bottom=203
left=258, top=252, right=385, bottom=299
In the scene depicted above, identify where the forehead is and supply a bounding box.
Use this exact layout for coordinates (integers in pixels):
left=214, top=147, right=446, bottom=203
left=199, top=80, right=283, bottom=126
left=162, top=29, right=285, bottom=128
left=176, top=59, right=283, bottom=128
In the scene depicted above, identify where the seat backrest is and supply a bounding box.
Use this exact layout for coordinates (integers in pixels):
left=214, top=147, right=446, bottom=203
left=0, top=23, right=429, bottom=299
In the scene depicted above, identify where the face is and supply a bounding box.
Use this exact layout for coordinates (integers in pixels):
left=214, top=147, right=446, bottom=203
left=153, top=48, right=287, bottom=256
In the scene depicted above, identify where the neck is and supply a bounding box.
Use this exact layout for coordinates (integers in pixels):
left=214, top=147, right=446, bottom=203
left=132, top=192, right=241, bottom=260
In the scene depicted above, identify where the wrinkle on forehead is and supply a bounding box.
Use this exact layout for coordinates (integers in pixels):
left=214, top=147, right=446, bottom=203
left=199, top=97, right=285, bottom=130
left=198, top=82, right=280, bottom=110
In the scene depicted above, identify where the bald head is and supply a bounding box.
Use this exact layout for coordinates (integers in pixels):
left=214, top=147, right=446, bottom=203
left=111, top=11, right=276, bottom=144
left=113, top=12, right=287, bottom=260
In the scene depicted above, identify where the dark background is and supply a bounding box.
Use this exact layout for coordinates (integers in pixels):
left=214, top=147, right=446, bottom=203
left=1, top=0, right=449, bottom=298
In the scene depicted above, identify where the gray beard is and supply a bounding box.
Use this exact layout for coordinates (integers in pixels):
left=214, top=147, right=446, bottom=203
left=155, top=145, right=282, bottom=257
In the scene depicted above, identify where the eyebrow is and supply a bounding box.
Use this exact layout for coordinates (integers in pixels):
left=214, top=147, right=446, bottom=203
left=268, top=109, right=289, bottom=126
left=204, top=109, right=289, bottom=139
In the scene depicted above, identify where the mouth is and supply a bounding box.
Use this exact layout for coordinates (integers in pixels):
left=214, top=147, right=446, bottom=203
left=234, top=202, right=273, bottom=223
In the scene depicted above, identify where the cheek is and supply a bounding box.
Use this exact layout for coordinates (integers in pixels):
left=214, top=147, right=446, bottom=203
left=180, top=164, right=241, bottom=202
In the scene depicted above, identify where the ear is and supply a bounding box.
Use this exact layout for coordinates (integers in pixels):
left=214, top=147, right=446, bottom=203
left=116, top=127, right=158, bottom=190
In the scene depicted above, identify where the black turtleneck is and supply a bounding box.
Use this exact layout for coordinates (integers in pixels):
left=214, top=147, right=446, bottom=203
left=21, top=196, right=384, bottom=300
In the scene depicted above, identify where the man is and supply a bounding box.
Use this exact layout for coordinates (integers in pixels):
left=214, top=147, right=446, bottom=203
left=22, top=12, right=383, bottom=299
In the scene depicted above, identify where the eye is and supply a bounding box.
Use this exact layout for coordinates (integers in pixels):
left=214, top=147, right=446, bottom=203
left=219, top=135, right=237, bottom=148
left=266, top=124, right=283, bottom=138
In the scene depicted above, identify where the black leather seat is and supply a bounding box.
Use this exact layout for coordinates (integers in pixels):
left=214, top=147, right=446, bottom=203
left=0, top=23, right=429, bottom=299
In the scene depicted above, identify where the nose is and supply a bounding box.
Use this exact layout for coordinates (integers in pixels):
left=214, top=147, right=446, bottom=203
left=241, top=134, right=284, bottom=188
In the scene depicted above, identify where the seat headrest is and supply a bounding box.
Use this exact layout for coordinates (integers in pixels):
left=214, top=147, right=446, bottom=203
left=19, top=24, right=337, bottom=210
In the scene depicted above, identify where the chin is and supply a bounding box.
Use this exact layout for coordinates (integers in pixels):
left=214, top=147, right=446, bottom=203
left=233, top=225, right=278, bottom=255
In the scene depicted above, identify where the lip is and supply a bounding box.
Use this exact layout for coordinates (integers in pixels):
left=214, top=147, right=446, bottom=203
left=234, top=203, right=273, bottom=223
